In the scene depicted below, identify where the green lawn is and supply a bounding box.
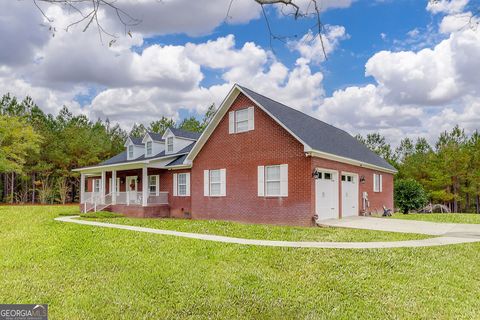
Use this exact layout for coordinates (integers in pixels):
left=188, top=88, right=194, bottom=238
left=389, top=213, right=480, bottom=224
left=2, top=205, right=480, bottom=319
left=85, top=215, right=429, bottom=242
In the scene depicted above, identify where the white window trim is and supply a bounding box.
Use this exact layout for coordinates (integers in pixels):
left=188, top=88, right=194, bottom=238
left=265, top=165, right=281, bottom=197
left=167, top=137, right=174, bottom=153
left=93, top=179, right=100, bottom=193
left=204, top=169, right=226, bottom=197
left=148, top=175, right=160, bottom=196
left=128, top=145, right=134, bottom=159
left=258, top=164, right=288, bottom=197
left=235, top=108, right=249, bottom=133
left=373, top=173, right=383, bottom=193
left=174, top=173, right=190, bottom=197
left=146, top=141, right=153, bottom=156
left=229, top=106, right=254, bottom=134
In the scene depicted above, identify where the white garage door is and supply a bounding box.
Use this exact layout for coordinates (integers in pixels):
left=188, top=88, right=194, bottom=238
left=341, top=173, right=359, bottom=217
left=315, top=170, right=339, bottom=220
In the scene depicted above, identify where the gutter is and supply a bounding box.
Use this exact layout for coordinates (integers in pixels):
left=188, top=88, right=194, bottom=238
left=306, top=150, right=397, bottom=174
left=72, top=152, right=190, bottom=172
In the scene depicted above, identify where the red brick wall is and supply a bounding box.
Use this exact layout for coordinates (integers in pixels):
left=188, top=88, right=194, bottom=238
left=159, top=169, right=192, bottom=218
left=191, top=93, right=313, bottom=226
left=310, top=157, right=393, bottom=217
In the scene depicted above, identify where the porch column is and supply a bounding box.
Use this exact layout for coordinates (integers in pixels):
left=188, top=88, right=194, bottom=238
left=112, top=170, right=117, bottom=205
left=101, top=170, right=106, bottom=203
left=142, top=166, right=148, bottom=207
left=80, top=173, right=85, bottom=204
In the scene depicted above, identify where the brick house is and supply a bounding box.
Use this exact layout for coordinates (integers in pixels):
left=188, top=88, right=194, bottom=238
left=74, top=84, right=396, bottom=226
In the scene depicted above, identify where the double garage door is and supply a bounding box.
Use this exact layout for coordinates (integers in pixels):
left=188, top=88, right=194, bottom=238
left=315, top=170, right=359, bottom=220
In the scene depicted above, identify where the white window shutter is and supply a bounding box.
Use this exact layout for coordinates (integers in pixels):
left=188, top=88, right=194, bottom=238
left=155, top=175, right=160, bottom=196
left=173, top=173, right=178, bottom=196
left=229, top=111, right=235, bottom=134
left=280, top=164, right=288, bottom=197
left=248, top=106, right=254, bottom=131
left=186, top=173, right=191, bottom=196
left=109, top=178, right=112, bottom=193
left=379, top=174, right=383, bottom=192
left=204, top=170, right=210, bottom=196
left=258, top=166, right=265, bottom=197
left=220, top=169, right=226, bottom=196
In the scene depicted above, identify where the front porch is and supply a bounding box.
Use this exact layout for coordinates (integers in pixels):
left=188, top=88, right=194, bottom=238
left=80, top=164, right=172, bottom=218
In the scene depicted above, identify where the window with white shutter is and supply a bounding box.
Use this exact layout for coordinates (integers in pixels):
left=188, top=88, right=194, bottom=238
left=258, top=164, right=288, bottom=197
left=373, top=174, right=382, bottom=193
left=229, top=107, right=255, bottom=134
left=204, top=169, right=226, bottom=197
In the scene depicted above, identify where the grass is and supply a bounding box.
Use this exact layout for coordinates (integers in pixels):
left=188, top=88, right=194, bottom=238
left=1, top=205, right=480, bottom=319
left=389, top=213, right=480, bottom=224
left=80, top=211, right=124, bottom=219
left=87, top=216, right=430, bottom=242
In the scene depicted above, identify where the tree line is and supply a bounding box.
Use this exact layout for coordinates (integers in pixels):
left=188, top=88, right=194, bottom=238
left=356, top=127, right=480, bottom=213
left=1, top=92, right=479, bottom=212
left=0, top=93, right=215, bottom=204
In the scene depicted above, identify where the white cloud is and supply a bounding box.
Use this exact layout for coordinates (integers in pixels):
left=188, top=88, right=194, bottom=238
left=0, top=2, right=49, bottom=66
left=291, top=25, right=348, bottom=64
left=316, top=21, right=480, bottom=145
left=87, top=35, right=326, bottom=124
left=426, top=0, right=469, bottom=14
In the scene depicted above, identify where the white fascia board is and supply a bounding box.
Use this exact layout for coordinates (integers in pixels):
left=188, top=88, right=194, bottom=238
left=72, top=153, right=190, bottom=173
left=186, top=84, right=312, bottom=163
left=161, top=128, right=174, bottom=140
left=142, top=134, right=152, bottom=144
left=124, top=137, right=133, bottom=148
left=237, top=86, right=311, bottom=151
left=307, top=150, right=398, bottom=174
left=186, top=85, right=240, bottom=162
left=166, top=164, right=192, bottom=170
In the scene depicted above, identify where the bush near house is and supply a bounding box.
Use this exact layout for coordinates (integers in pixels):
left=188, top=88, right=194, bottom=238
left=394, top=179, right=428, bottom=214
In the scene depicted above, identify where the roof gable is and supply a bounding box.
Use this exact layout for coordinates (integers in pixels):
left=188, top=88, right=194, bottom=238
left=187, top=84, right=396, bottom=173
left=124, top=136, right=144, bottom=147
left=142, top=132, right=164, bottom=144
left=238, top=86, right=396, bottom=172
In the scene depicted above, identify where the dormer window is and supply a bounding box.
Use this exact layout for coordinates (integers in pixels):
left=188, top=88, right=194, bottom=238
left=128, top=145, right=134, bottom=159
left=146, top=141, right=152, bottom=156
left=167, top=137, right=174, bottom=153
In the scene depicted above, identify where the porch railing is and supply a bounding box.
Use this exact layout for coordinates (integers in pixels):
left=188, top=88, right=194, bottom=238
left=81, top=191, right=169, bottom=213
left=147, top=192, right=169, bottom=205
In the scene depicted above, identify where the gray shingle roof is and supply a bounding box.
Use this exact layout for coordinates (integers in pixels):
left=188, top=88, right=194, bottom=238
left=147, top=132, right=164, bottom=142
left=169, top=127, right=201, bottom=140
left=98, top=142, right=195, bottom=167
left=129, top=136, right=144, bottom=146
left=239, top=85, right=396, bottom=171
left=166, top=154, right=187, bottom=167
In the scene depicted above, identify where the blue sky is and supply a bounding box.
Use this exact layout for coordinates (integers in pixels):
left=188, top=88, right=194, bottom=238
left=0, top=0, right=479, bottom=145
left=142, top=0, right=442, bottom=97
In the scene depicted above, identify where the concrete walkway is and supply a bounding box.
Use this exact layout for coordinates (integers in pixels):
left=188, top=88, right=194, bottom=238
left=55, top=216, right=480, bottom=249
left=318, top=216, right=480, bottom=238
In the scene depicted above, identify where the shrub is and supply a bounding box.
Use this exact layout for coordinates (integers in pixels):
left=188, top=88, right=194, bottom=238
left=394, top=179, right=427, bottom=214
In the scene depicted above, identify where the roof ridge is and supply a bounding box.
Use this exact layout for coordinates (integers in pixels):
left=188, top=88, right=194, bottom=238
left=238, top=84, right=353, bottom=137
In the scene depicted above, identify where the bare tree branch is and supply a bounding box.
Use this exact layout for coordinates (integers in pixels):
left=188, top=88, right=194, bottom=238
left=32, top=0, right=141, bottom=44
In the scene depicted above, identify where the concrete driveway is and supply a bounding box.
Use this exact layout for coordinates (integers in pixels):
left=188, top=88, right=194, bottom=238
left=318, top=216, right=480, bottom=238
